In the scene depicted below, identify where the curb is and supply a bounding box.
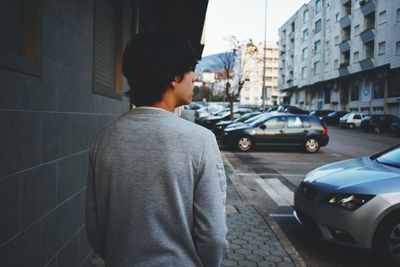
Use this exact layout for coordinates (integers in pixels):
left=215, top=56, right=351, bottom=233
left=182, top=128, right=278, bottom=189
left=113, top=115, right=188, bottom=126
left=221, top=153, right=306, bottom=267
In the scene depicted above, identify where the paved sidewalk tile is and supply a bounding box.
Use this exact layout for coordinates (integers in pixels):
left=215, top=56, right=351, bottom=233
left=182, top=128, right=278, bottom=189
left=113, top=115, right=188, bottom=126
left=223, top=172, right=295, bottom=267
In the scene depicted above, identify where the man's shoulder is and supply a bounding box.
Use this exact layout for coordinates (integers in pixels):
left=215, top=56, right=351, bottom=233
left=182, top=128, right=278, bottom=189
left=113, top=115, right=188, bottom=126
left=174, top=116, right=214, bottom=138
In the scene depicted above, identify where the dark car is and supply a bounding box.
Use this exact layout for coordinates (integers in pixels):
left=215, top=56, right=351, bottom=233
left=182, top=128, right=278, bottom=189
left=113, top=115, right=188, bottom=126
left=282, top=105, right=309, bottom=115
left=309, top=110, right=334, bottom=118
left=213, top=112, right=261, bottom=138
left=324, top=111, right=349, bottom=125
left=361, top=114, right=400, bottom=133
left=199, top=108, right=253, bottom=129
left=221, top=113, right=329, bottom=153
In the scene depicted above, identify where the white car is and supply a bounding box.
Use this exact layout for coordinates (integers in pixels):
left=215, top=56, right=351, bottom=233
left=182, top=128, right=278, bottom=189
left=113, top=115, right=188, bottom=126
left=294, top=145, right=400, bottom=266
left=339, top=112, right=366, bottom=129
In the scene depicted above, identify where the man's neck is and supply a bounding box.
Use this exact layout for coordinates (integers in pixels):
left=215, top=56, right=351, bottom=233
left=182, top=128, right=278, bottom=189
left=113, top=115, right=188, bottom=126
left=151, top=99, right=175, bottom=112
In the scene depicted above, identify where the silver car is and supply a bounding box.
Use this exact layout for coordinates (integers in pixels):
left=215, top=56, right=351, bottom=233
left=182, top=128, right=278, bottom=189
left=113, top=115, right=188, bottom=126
left=294, top=145, right=400, bottom=266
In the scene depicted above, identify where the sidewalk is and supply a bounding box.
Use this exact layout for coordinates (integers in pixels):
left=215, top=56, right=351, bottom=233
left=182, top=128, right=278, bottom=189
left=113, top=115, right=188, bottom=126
left=222, top=154, right=305, bottom=267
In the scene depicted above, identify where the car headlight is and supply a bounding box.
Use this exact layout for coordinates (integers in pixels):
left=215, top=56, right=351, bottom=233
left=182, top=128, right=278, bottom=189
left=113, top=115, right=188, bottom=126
left=217, top=125, right=223, bottom=129
left=223, top=131, right=229, bottom=136
left=324, top=194, right=375, bottom=211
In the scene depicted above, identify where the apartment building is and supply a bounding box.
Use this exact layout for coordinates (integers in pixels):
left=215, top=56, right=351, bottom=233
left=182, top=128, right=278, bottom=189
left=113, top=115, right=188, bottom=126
left=278, top=0, right=400, bottom=116
left=234, top=42, right=280, bottom=106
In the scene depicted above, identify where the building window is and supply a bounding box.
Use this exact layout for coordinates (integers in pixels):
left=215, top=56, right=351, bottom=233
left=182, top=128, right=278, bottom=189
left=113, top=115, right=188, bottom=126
left=314, top=40, right=321, bottom=54
left=378, top=41, right=385, bottom=55
left=316, top=0, right=322, bottom=13
left=302, top=67, right=307, bottom=79
left=351, top=84, right=359, bottom=101
left=397, top=8, right=400, bottom=23
left=336, top=13, right=340, bottom=22
left=302, top=47, right=308, bottom=60
left=304, top=10, right=309, bottom=22
left=93, top=0, right=124, bottom=98
left=360, top=107, right=370, bottom=113
left=353, top=51, right=359, bottom=62
left=303, top=29, right=309, bottom=41
left=315, top=19, right=322, bottom=34
left=0, top=0, right=41, bottom=76
left=314, top=61, right=320, bottom=75
left=396, top=41, right=400, bottom=55
left=379, top=10, right=386, bottom=25
left=334, top=59, right=339, bottom=68
left=354, top=25, right=360, bottom=36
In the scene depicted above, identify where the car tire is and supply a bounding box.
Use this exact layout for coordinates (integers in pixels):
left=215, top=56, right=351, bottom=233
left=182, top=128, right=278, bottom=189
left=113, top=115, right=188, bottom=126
left=304, top=137, right=320, bottom=153
left=236, top=135, right=253, bottom=152
left=374, top=212, right=400, bottom=267
left=349, top=123, right=355, bottom=129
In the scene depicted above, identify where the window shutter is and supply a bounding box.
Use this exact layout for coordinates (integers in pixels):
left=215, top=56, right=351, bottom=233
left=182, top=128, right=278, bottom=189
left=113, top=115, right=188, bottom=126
left=93, top=0, right=123, bottom=98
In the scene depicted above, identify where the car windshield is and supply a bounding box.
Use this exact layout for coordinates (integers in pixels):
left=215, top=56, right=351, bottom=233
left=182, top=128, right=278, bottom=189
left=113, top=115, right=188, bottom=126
left=375, top=147, right=400, bottom=168
left=244, top=113, right=266, bottom=124
left=249, top=114, right=272, bottom=127
left=236, top=113, right=258, bottom=122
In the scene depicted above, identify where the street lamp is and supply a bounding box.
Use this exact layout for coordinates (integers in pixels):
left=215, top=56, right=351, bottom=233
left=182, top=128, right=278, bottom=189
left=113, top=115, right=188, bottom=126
left=261, top=0, right=268, bottom=112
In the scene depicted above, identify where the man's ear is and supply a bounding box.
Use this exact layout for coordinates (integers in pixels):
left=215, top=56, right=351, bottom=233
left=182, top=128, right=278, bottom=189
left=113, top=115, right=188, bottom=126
left=170, top=75, right=179, bottom=88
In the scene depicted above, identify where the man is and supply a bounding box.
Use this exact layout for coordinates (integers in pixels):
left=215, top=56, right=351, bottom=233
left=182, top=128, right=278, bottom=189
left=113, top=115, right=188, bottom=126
left=86, top=31, right=228, bottom=267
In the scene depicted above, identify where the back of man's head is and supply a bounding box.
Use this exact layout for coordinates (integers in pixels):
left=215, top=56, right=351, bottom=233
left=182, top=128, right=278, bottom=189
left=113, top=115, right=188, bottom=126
left=122, top=30, right=197, bottom=107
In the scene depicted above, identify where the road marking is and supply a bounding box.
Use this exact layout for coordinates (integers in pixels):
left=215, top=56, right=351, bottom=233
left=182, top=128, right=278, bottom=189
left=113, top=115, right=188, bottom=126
left=269, top=213, right=295, bottom=218
left=236, top=172, right=304, bottom=177
left=255, top=178, right=294, bottom=207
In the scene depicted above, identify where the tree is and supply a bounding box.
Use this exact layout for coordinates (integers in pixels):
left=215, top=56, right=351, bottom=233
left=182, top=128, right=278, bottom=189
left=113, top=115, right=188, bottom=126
left=218, top=36, right=259, bottom=119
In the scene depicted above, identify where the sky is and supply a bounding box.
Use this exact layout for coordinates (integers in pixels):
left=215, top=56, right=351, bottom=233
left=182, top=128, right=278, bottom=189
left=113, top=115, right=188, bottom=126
left=202, top=0, right=309, bottom=56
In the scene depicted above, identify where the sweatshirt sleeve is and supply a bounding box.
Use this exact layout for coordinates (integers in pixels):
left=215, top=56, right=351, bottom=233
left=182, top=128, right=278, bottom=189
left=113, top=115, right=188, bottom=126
left=193, top=132, right=229, bottom=267
left=85, top=141, right=104, bottom=257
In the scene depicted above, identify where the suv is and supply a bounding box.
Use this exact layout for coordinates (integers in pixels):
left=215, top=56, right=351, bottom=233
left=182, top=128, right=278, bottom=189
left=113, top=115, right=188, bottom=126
left=339, top=112, right=366, bottom=129
left=361, top=114, right=400, bottom=133
left=221, top=113, right=329, bottom=153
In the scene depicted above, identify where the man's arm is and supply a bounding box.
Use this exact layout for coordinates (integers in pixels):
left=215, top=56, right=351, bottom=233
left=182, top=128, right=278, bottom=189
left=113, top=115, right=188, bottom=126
left=85, top=144, right=104, bottom=257
left=193, top=133, right=229, bottom=267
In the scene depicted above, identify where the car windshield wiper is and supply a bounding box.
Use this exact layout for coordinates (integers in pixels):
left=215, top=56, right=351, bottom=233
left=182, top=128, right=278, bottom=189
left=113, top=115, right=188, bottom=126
left=375, top=158, right=400, bottom=169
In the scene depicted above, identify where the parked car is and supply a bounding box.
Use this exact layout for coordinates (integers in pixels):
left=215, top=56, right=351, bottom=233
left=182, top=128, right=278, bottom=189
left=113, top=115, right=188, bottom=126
left=199, top=108, right=253, bottom=129
left=195, top=106, right=227, bottom=123
left=339, top=112, right=367, bottom=129
left=294, top=145, right=400, bottom=267
left=324, top=111, right=349, bottom=125
left=361, top=114, right=400, bottom=133
left=213, top=112, right=261, bottom=138
left=280, top=105, right=309, bottom=115
left=221, top=113, right=329, bottom=153
left=309, top=110, right=334, bottom=118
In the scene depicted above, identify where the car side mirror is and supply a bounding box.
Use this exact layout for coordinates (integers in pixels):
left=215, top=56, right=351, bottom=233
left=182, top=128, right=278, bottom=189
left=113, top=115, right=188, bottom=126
left=260, top=125, right=266, bottom=130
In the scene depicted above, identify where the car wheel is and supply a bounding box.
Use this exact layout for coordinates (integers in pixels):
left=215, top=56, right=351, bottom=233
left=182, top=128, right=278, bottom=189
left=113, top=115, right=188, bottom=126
left=304, top=138, right=320, bottom=153
left=374, top=212, right=400, bottom=267
left=349, top=123, right=355, bottom=129
left=237, top=136, right=253, bottom=152
left=374, top=126, right=381, bottom=134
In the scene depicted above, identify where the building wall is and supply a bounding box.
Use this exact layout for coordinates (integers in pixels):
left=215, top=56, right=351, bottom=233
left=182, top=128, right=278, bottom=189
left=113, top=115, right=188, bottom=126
left=278, top=0, right=400, bottom=115
left=0, top=1, right=132, bottom=266
left=235, top=42, right=280, bottom=106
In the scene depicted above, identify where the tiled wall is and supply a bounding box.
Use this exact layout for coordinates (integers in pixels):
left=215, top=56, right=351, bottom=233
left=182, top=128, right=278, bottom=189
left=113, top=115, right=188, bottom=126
left=0, top=0, right=131, bottom=266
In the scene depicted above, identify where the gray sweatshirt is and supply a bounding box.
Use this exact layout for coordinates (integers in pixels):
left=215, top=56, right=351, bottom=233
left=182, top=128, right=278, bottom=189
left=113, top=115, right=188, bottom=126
left=86, top=107, right=228, bottom=267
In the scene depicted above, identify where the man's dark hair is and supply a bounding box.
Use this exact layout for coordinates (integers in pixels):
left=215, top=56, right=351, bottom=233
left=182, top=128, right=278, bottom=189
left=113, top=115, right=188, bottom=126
left=122, top=30, right=197, bottom=106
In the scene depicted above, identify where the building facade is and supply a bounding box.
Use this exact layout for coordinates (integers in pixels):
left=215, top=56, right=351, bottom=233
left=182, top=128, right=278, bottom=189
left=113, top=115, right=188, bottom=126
left=278, top=0, right=400, bottom=115
left=234, top=42, right=280, bottom=106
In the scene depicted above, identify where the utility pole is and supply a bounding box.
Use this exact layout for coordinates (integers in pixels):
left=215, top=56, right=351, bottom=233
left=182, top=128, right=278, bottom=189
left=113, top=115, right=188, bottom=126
left=261, top=0, right=267, bottom=112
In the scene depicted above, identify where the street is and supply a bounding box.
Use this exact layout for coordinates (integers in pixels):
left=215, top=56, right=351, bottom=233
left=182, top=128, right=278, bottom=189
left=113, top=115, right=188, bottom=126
left=221, top=127, right=400, bottom=267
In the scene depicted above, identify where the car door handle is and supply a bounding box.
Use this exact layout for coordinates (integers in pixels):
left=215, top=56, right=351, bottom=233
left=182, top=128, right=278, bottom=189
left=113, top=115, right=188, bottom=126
left=280, top=130, right=284, bottom=133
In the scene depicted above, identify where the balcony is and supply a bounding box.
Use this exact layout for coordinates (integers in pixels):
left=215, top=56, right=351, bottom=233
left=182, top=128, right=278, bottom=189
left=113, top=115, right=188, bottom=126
left=339, top=40, right=351, bottom=52
left=360, top=28, right=375, bottom=44
left=360, top=0, right=375, bottom=16
left=359, top=57, right=375, bottom=70
left=341, top=0, right=351, bottom=6
left=287, top=65, right=293, bottom=72
left=340, top=15, right=351, bottom=29
left=338, top=62, right=350, bottom=76
left=289, top=32, right=294, bottom=41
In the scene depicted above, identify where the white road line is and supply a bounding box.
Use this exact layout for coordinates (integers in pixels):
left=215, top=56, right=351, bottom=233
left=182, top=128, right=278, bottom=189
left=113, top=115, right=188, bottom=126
left=236, top=172, right=305, bottom=177
left=255, top=178, right=294, bottom=207
left=269, top=214, right=295, bottom=217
